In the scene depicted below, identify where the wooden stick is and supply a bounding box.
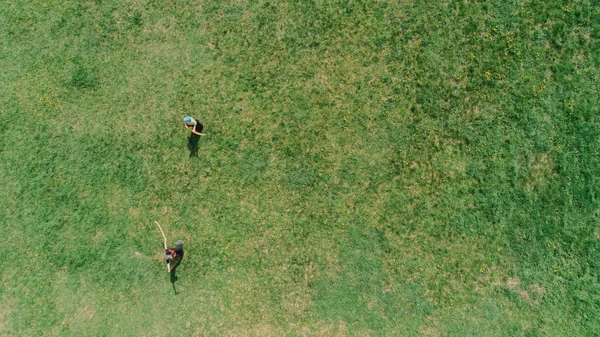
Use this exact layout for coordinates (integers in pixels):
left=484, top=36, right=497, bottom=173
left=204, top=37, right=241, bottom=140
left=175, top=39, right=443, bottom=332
left=154, top=221, right=168, bottom=249
left=155, top=221, right=171, bottom=272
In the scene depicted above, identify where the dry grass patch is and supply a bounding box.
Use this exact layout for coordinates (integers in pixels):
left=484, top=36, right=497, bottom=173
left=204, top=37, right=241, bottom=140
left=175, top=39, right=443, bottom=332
left=0, top=296, right=14, bottom=335
left=506, top=277, right=520, bottom=290
left=418, top=316, right=440, bottom=337
left=526, top=152, right=554, bottom=191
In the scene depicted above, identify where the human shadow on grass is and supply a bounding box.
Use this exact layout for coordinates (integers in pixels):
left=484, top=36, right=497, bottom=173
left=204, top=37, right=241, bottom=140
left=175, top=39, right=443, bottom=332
left=187, top=124, right=204, bottom=158
left=170, top=262, right=180, bottom=295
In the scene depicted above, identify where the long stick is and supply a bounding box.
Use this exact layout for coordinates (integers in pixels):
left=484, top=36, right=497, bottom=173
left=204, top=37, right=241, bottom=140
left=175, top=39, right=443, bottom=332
left=155, top=221, right=171, bottom=272
left=154, top=221, right=168, bottom=249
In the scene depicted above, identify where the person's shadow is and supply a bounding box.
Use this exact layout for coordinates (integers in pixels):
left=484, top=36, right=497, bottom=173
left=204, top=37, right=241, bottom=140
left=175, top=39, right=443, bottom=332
left=170, top=262, right=180, bottom=295
left=187, top=124, right=204, bottom=158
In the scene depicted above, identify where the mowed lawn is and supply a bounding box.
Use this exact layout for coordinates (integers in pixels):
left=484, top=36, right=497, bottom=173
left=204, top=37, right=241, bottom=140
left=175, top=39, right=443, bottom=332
left=1, top=0, right=599, bottom=336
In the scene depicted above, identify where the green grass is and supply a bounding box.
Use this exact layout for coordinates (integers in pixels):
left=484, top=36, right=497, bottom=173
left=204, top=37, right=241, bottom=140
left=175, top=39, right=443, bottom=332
left=1, top=0, right=599, bottom=335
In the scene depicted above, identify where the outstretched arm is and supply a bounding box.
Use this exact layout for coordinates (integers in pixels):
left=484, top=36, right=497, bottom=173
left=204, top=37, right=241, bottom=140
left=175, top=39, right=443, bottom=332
left=192, top=125, right=205, bottom=136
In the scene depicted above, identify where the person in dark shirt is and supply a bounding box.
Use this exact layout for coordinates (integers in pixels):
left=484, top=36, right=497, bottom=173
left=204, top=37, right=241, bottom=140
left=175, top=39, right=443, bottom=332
left=183, top=116, right=205, bottom=136
left=184, top=116, right=204, bottom=157
left=165, top=240, right=184, bottom=271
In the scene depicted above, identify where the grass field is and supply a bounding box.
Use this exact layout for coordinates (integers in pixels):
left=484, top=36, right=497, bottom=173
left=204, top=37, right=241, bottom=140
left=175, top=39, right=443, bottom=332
left=1, top=0, right=599, bottom=335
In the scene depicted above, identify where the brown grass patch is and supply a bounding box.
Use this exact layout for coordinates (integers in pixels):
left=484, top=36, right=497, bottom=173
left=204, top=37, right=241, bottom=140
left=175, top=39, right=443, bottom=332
left=418, top=316, right=440, bottom=337
left=92, top=231, right=103, bottom=245
left=506, top=277, right=521, bottom=290
left=280, top=289, right=312, bottom=317
left=223, top=323, right=285, bottom=337
left=529, top=283, right=545, bottom=295
left=526, top=152, right=554, bottom=191
left=0, top=295, right=13, bottom=333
